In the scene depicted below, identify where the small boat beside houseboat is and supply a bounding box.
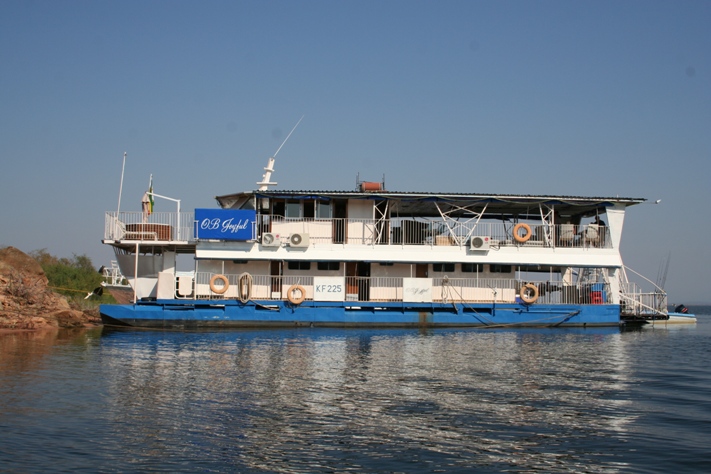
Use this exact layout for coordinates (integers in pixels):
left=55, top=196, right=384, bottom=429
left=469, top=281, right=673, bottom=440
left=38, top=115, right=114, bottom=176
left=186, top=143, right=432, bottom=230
left=658, top=304, right=697, bottom=324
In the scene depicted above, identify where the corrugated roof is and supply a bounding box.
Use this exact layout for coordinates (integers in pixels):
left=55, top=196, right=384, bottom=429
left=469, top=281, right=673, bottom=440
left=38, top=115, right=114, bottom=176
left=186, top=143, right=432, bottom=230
left=215, top=189, right=645, bottom=219
left=218, top=189, right=644, bottom=201
left=252, top=189, right=645, bottom=202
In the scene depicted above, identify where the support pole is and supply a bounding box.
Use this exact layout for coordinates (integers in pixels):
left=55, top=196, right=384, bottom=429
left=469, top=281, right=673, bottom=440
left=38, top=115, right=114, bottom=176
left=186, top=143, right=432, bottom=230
left=134, top=242, right=139, bottom=304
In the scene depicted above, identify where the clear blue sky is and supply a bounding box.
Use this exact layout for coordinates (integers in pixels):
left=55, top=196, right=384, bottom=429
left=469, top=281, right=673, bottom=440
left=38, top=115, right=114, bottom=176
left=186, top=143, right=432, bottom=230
left=1, top=1, right=709, bottom=303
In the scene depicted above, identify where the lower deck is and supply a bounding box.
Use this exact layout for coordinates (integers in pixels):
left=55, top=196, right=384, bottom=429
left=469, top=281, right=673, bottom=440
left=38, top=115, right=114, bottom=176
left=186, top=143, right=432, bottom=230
left=153, top=270, right=614, bottom=306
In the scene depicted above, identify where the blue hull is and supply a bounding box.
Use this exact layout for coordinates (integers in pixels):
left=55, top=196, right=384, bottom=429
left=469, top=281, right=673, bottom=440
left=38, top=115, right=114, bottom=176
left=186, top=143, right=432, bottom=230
left=100, top=300, right=621, bottom=328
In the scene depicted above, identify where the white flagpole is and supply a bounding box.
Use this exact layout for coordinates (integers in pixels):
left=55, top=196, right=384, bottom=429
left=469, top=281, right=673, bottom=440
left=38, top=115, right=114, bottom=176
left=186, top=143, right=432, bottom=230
left=117, top=152, right=127, bottom=217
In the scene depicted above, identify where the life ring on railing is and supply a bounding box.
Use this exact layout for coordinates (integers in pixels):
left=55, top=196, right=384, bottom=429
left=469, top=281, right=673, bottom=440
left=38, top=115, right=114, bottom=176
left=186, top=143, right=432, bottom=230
left=520, top=283, right=539, bottom=304
left=209, top=274, right=229, bottom=295
left=238, top=272, right=253, bottom=303
left=286, top=285, right=306, bottom=305
left=513, top=223, right=532, bottom=243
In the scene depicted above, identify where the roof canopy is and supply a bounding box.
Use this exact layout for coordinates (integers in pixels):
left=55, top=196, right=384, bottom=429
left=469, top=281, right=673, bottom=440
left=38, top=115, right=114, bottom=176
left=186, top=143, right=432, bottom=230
left=216, top=190, right=645, bottom=220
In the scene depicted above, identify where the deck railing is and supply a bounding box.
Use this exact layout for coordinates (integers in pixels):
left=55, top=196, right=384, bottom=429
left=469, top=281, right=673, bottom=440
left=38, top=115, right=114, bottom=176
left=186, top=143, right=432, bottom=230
left=104, top=212, right=611, bottom=249
left=262, top=218, right=611, bottom=249
left=104, top=212, right=195, bottom=242
left=183, top=273, right=612, bottom=306
left=618, top=282, right=667, bottom=315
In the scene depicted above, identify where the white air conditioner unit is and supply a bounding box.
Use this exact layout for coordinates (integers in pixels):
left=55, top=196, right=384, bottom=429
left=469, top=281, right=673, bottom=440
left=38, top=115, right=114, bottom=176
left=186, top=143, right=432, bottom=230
left=289, top=233, right=310, bottom=248
left=470, top=236, right=490, bottom=251
left=261, top=233, right=281, bottom=247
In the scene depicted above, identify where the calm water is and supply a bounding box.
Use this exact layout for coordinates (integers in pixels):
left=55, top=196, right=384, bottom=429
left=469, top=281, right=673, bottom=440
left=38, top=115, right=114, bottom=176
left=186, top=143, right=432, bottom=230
left=1, top=308, right=711, bottom=473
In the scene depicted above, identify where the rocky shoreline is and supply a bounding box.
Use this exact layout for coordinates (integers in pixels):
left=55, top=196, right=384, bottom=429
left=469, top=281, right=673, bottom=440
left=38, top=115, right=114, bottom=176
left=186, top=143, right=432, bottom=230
left=0, top=247, right=101, bottom=330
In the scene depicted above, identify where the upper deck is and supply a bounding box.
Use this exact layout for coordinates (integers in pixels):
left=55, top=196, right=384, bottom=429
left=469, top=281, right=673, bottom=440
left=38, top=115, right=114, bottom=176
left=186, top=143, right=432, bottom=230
left=103, top=189, right=642, bottom=268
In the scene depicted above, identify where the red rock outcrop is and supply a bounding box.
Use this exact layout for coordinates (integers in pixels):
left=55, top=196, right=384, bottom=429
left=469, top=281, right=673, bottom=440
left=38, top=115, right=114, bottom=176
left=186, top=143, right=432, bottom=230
left=0, top=247, right=100, bottom=330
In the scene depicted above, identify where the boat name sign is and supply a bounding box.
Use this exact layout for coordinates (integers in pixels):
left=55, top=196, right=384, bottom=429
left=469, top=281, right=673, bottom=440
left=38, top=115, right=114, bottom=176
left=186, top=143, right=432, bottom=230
left=195, top=209, right=256, bottom=241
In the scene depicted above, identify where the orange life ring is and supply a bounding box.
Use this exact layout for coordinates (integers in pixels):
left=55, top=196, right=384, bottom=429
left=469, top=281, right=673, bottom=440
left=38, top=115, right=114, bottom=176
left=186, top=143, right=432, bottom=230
left=513, top=223, right=532, bottom=243
left=209, top=274, right=229, bottom=294
left=520, top=283, right=539, bottom=304
left=287, top=285, right=306, bottom=305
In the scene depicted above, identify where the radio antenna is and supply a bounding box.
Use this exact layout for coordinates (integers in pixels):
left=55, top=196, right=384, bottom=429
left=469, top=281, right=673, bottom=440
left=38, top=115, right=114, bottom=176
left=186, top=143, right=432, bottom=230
left=257, top=115, right=304, bottom=191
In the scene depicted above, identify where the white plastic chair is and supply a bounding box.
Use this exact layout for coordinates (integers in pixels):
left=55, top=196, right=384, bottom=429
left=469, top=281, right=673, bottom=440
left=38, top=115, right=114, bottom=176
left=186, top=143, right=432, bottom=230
left=559, top=224, right=576, bottom=246
left=585, top=224, right=600, bottom=246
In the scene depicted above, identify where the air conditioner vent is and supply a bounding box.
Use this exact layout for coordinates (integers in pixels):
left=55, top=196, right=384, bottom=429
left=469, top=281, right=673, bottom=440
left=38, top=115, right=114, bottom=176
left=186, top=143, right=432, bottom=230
left=261, top=233, right=281, bottom=247
left=470, top=236, right=490, bottom=251
left=289, top=233, right=310, bottom=248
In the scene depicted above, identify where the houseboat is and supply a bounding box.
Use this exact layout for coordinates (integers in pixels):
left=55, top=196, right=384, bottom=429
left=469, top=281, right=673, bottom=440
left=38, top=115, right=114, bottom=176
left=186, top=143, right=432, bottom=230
left=100, top=153, right=675, bottom=328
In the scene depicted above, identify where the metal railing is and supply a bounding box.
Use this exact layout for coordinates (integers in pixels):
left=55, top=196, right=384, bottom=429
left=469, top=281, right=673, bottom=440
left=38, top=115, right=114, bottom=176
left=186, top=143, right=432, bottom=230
left=101, top=260, right=128, bottom=287
left=182, top=273, right=613, bottom=305
left=104, top=211, right=611, bottom=249
left=260, top=217, right=611, bottom=249
left=618, top=266, right=668, bottom=316
left=104, top=212, right=194, bottom=242
left=619, top=281, right=667, bottom=316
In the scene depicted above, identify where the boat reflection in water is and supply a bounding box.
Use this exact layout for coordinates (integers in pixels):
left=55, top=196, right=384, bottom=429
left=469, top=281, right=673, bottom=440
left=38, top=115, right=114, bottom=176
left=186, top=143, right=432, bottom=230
left=98, top=326, right=639, bottom=471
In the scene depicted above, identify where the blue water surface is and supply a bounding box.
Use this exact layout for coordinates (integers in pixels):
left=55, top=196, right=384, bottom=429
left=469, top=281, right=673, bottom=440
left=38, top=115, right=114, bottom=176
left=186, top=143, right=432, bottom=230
left=1, top=307, right=710, bottom=473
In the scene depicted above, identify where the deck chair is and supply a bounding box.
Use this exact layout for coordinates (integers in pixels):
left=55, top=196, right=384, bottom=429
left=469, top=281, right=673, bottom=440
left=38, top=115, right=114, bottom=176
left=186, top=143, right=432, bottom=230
left=584, top=224, right=600, bottom=246
left=558, top=224, right=576, bottom=246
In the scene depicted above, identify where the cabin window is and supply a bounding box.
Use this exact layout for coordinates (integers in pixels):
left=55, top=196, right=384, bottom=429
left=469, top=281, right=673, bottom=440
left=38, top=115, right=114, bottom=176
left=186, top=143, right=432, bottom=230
left=287, top=261, right=311, bottom=270
left=317, top=261, right=340, bottom=271
left=272, top=201, right=285, bottom=217
left=285, top=200, right=301, bottom=218
left=461, top=263, right=483, bottom=273
left=490, top=264, right=512, bottom=273
left=316, top=201, right=331, bottom=219
left=432, top=263, right=455, bottom=273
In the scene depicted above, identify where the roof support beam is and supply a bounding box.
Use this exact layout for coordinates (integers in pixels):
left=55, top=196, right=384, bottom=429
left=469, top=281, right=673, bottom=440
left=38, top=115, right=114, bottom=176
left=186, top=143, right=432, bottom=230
left=434, top=202, right=489, bottom=246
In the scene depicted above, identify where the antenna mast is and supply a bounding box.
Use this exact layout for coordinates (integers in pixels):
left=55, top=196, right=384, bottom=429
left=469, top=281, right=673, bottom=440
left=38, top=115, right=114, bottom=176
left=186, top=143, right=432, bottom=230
left=117, top=152, right=127, bottom=216
left=257, top=116, right=304, bottom=191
